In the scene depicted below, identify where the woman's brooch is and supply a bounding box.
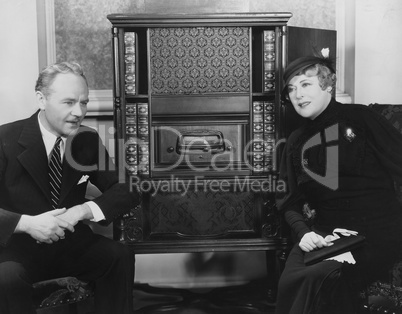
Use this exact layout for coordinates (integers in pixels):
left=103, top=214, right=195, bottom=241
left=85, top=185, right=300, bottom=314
left=344, top=127, right=356, bottom=142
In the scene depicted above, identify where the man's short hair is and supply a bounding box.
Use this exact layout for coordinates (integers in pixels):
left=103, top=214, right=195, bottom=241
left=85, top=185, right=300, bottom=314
left=35, top=62, right=88, bottom=97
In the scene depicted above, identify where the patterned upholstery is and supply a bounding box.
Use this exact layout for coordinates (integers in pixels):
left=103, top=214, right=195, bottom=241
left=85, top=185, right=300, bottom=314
left=370, top=104, right=402, bottom=206
left=370, top=104, right=402, bottom=133
left=33, top=276, right=93, bottom=311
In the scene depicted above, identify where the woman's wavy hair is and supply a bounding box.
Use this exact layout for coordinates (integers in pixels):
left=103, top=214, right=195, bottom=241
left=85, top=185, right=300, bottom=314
left=297, top=63, right=337, bottom=91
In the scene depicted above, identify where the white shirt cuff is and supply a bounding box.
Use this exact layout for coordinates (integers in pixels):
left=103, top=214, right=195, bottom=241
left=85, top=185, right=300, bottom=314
left=85, top=201, right=105, bottom=222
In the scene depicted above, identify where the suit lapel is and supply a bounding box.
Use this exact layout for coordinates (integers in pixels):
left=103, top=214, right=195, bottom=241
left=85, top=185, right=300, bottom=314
left=17, top=114, right=91, bottom=208
left=59, top=157, right=82, bottom=205
left=59, top=129, right=94, bottom=204
left=17, top=112, right=51, bottom=203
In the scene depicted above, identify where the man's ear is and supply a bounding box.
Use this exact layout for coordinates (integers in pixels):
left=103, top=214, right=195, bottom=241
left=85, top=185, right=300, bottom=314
left=36, top=91, right=46, bottom=110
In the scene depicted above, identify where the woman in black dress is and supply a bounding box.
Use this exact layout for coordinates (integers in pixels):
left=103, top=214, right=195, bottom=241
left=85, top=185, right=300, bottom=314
left=275, top=55, right=402, bottom=313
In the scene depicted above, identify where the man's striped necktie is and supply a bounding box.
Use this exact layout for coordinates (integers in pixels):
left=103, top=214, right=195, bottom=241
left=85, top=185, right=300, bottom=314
left=49, top=137, right=62, bottom=209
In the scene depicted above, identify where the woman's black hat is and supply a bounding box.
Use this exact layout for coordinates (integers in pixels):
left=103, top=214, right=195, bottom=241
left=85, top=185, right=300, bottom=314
left=281, top=55, right=336, bottom=101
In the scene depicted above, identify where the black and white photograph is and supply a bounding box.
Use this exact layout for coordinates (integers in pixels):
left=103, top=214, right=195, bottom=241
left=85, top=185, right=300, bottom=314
left=0, top=0, right=401, bottom=313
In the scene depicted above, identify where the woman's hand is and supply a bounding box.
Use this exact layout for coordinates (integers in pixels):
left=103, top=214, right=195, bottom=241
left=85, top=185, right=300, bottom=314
left=299, top=231, right=333, bottom=252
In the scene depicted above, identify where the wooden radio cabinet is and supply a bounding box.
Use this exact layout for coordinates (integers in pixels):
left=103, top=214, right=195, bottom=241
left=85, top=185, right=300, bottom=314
left=106, top=12, right=336, bottom=291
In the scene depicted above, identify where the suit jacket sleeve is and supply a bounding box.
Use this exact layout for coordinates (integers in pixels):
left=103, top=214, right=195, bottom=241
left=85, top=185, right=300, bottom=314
left=0, top=133, right=22, bottom=246
left=67, top=127, right=140, bottom=224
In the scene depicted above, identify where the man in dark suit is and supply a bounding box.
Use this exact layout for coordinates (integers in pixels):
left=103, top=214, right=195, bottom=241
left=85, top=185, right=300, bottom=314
left=0, top=62, right=139, bottom=313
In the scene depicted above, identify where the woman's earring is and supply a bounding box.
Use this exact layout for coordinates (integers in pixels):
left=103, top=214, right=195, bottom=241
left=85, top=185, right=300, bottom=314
left=327, top=87, right=332, bottom=93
